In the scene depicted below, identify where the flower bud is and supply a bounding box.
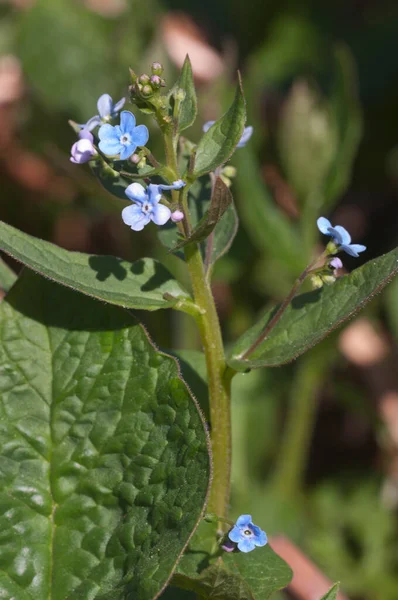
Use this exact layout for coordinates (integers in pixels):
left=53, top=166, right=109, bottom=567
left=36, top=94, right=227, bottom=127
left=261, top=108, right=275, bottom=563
left=150, top=74, right=161, bottom=88
left=329, top=257, right=343, bottom=270
left=222, top=165, right=237, bottom=178
left=310, top=274, right=324, bottom=289
left=130, top=153, right=140, bottom=164
left=151, top=61, right=163, bottom=76
left=326, top=240, right=338, bottom=255
left=137, top=157, right=147, bottom=169
left=139, top=73, right=150, bottom=85
left=141, top=85, right=153, bottom=98
left=171, top=210, right=184, bottom=223
left=322, top=274, right=336, bottom=285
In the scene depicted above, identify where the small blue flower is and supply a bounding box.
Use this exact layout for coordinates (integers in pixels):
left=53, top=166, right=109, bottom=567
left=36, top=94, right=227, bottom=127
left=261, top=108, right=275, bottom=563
left=122, top=180, right=186, bottom=231
left=228, top=515, right=268, bottom=553
left=203, top=121, right=253, bottom=148
left=79, top=93, right=126, bottom=131
left=98, top=111, right=149, bottom=160
left=317, top=217, right=366, bottom=258
left=329, top=257, right=343, bottom=270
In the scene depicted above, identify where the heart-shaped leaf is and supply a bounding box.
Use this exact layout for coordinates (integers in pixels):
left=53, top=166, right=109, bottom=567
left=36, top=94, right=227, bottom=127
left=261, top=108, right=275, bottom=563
left=171, top=521, right=292, bottom=599
left=171, top=177, right=232, bottom=251
left=0, top=221, right=191, bottom=311
left=172, top=55, right=197, bottom=133
left=228, top=247, right=398, bottom=370
left=192, top=78, right=246, bottom=178
left=0, top=269, right=211, bottom=600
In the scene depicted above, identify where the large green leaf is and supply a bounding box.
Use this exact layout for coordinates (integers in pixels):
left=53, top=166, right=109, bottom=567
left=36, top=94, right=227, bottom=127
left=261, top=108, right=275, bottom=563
left=192, top=79, right=246, bottom=178
left=228, top=247, right=398, bottom=370
left=320, top=583, right=340, bottom=600
left=171, top=521, right=292, bottom=599
left=173, top=55, right=197, bottom=133
left=386, top=275, right=398, bottom=341
left=0, top=221, right=191, bottom=311
left=0, top=269, right=211, bottom=600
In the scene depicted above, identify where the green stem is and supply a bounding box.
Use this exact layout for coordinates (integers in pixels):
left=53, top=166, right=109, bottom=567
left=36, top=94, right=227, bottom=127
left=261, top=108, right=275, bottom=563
left=184, top=243, right=232, bottom=519
left=161, top=127, right=233, bottom=520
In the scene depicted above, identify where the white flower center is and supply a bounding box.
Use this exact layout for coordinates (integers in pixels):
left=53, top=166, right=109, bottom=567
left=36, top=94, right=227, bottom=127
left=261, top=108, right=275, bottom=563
left=243, top=529, right=253, bottom=537
left=120, top=133, right=131, bottom=146
left=142, top=203, right=152, bottom=214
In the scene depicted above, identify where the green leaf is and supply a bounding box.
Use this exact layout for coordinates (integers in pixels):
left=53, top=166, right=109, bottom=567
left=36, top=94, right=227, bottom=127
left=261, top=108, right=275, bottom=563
left=173, top=55, right=197, bottom=132
left=234, top=147, right=305, bottom=275
left=172, top=521, right=292, bottom=599
left=207, top=201, right=239, bottom=269
left=0, top=221, right=191, bottom=311
left=171, top=177, right=232, bottom=251
left=0, top=269, right=211, bottom=600
left=0, top=256, right=17, bottom=292
left=192, top=78, right=246, bottom=178
left=278, top=81, right=337, bottom=207
left=320, top=583, right=340, bottom=600
left=323, top=45, right=362, bottom=208
left=228, top=247, right=398, bottom=370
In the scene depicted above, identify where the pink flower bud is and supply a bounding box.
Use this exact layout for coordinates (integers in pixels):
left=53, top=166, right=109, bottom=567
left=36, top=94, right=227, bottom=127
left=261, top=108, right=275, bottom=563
left=171, top=210, right=184, bottom=223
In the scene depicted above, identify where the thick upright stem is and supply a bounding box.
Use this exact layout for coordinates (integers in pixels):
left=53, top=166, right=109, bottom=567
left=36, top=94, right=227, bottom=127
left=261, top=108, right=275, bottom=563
left=161, top=129, right=233, bottom=520
left=184, top=242, right=232, bottom=519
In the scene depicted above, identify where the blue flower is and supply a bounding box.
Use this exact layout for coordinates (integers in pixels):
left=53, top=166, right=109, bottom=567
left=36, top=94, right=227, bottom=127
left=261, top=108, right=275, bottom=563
left=203, top=121, right=253, bottom=148
left=317, top=217, right=366, bottom=258
left=79, top=93, right=126, bottom=131
left=122, top=180, right=186, bottom=231
left=98, top=111, right=149, bottom=160
left=70, top=129, right=96, bottom=164
left=228, top=515, right=268, bottom=553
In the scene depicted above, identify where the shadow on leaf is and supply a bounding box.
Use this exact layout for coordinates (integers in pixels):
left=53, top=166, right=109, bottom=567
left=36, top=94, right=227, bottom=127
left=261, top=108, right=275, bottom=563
left=88, top=255, right=127, bottom=282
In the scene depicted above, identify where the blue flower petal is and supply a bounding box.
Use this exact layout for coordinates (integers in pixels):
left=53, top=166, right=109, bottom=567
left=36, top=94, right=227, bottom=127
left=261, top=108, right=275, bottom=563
left=120, top=143, right=137, bottom=160
left=237, top=538, right=256, bottom=553
left=98, top=138, right=122, bottom=156
left=147, top=185, right=163, bottom=206
left=158, top=180, right=186, bottom=191
left=341, top=244, right=366, bottom=257
left=120, top=110, right=136, bottom=133
left=237, top=126, right=253, bottom=148
left=112, top=97, right=126, bottom=114
left=151, top=204, right=171, bottom=226
left=317, top=217, right=332, bottom=235
left=98, top=123, right=118, bottom=141
left=333, top=225, right=351, bottom=245
left=125, top=183, right=147, bottom=204
left=97, top=93, right=113, bottom=118
left=228, top=526, right=242, bottom=543
left=254, top=530, right=268, bottom=547
left=236, top=514, right=252, bottom=528
left=131, top=124, right=149, bottom=148
left=80, top=115, right=101, bottom=131
left=121, top=204, right=150, bottom=231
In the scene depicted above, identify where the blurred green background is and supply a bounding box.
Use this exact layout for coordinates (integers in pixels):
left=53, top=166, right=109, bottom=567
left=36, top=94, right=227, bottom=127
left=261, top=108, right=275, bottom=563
left=1, top=0, right=398, bottom=598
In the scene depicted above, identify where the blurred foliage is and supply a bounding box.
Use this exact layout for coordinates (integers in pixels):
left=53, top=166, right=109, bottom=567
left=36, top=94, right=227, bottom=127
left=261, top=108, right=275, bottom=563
left=1, top=0, right=398, bottom=599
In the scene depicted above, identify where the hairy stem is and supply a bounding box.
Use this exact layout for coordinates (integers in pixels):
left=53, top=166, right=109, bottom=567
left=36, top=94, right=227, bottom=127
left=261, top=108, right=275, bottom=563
left=184, top=243, right=232, bottom=519
left=162, top=129, right=233, bottom=519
